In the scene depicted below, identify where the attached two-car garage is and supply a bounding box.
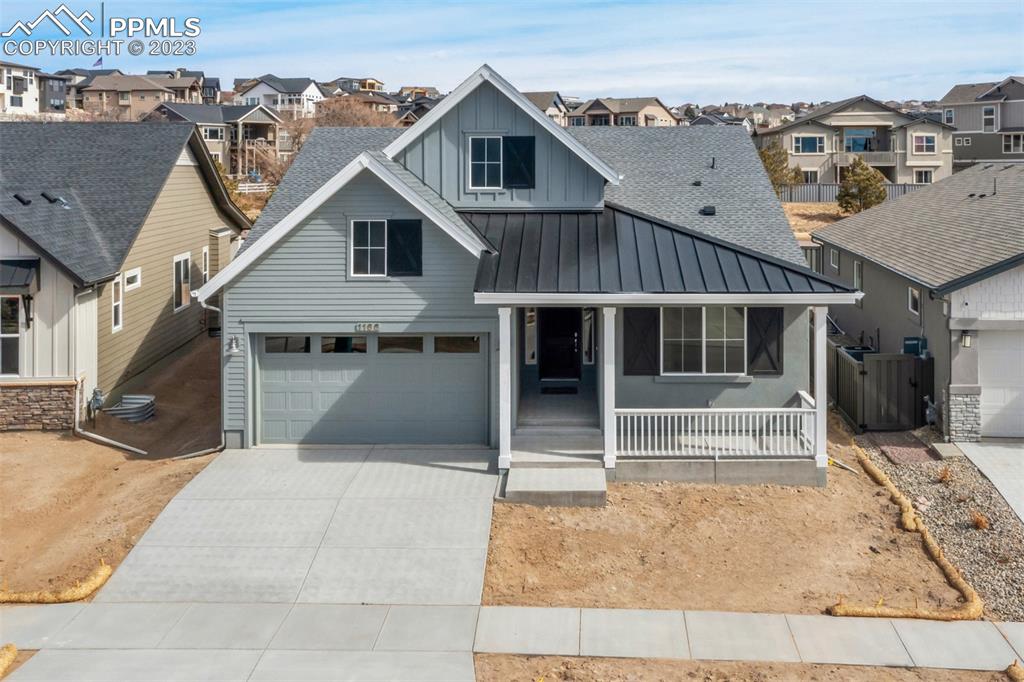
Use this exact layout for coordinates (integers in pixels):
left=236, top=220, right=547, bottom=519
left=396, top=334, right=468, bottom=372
left=257, top=332, right=490, bottom=445
left=978, top=330, right=1024, bottom=438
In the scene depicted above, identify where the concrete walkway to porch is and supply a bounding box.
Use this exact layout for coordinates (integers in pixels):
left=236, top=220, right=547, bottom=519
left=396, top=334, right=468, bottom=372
left=958, top=440, right=1024, bottom=523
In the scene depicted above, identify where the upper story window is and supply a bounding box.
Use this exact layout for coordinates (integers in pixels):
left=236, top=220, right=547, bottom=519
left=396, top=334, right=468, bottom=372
left=203, top=126, right=224, bottom=141
left=468, top=136, right=502, bottom=190
left=616, top=115, right=637, bottom=126
left=1003, top=133, right=1024, bottom=154
left=830, top=248, right=839, bottom=271
left=793, top=135, right=825, bottom=154
left=569, top=117, right=585, bottom=126
left=351, top=219, right=387, bottom=276
left=908, top=286, right=921, bottom=316
left=944, top=108, right=954, bottom=125
left=982, top=106, right=996, bottom=133
left=111, top=274, right=123, bottom=332
left=844, top=128, right=878, bottom=152
left=118, top=92, right=130, bottom=104
left=590, top=115, right=610, bottom=126
left=913, top=134, right=936, bottom=154
left=350, top=219, right=423, bottom=278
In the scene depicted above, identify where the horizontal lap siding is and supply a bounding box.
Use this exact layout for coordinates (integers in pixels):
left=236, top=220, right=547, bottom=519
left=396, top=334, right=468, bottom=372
left=96, top=159, right=235, bottom=393
left=222, top=170, right=494, bottom=435
left=396, top=81, right=604, bottom=210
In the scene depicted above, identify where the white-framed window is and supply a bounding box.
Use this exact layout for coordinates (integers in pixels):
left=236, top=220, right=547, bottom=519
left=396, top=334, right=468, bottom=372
left=792, top=135, right=825, bottom=154
left=853, top=260, right=863, bottom=307
left=210, top=151, right=221, bottom=163
left=350, top=219, right=387, bottom=277
left=201, top=246, right=210, bottom=284
left=202, top=126, right=224, bottom=140
left=569, top=117, right=585, bottom=127
left=173, top=252, right=191, bottom=311
left=830, top=248, right=839, bottom=270
left=982, top=105, right=996, bottom=133
left=1003, top=133, right=1024, bottom=153
left=963, top=136, right=971, bottom=146
left=908, top=286, right=921, bottom=316
left=245, top=96, right=258, bottom=106
left=944, top=108, right=954, bottom=126
left=468, top=136, right=502, bottom=190
left=118, top=92, right=129, bottom=104
left=802, top=169, right=819, bottom=184
left=954, top=137, right=963, bottom=146
left=0, top=295, right=21, bottom=376
left=661, top=306, right=746, bottom=375
left=914, top=169, right=934, bottom=184
left=912, top=134, right=936, bottom=154
left=111, top=274, right=123, bottom=332
left=123, top=267, right=142, bottom=291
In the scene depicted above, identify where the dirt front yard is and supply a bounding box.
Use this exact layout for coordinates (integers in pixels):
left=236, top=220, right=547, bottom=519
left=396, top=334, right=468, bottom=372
left=475, top=655, right=1006, bottom=681
left=783, top=202, right=844, bottom=242
left=0, top=431, right=210, bottom=593
left=483, top=416, right=962, bottom=614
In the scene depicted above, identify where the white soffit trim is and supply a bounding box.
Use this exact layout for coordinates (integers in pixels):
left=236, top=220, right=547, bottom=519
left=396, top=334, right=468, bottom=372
left=474, top=292, right=864, bottom=305
left=382, top=64, right=621, bottom=185
left=195, top=152, right=486, bottom=303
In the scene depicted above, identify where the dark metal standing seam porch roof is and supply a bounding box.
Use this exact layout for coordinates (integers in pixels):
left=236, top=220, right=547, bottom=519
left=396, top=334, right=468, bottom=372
left=466, top=204, right=852, bottom=295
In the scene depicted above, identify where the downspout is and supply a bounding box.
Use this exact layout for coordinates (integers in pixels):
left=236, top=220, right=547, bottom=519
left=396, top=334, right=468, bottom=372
left=172, top=292, right=226, bottom=460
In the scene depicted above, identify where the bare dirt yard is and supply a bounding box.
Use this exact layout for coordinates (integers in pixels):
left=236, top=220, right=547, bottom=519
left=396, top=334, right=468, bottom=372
left=91, top=335, right=221, bottom=458
left=783, top=202, right=845, bottom=243
left=0, top=431, right=210, bottom=593
left=483, top=414, right=962, bottom=614
left=475, top=655, right=1006, bottom=681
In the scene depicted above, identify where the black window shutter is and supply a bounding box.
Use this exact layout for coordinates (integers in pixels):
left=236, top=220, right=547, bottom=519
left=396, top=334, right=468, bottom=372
left=502, top=136, right=535, bottom=189
left=747, top=307, right=784, bottom=376
left=623, top=308, right=660, bottom=376
left=386, top=219, right=422, bottom=276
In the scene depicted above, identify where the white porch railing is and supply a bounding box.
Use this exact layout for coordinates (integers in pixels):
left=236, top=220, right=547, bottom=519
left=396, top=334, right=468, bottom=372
left=615, top=402, right=816, bottom=459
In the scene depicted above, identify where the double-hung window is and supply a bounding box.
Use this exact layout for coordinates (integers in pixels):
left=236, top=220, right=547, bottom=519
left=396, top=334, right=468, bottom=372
left=0, top=296, right=20, bottom=375
left=914, top=169, right=933, bottom=184
left=982, top=106, right=996, bottom=133
left=1003, top=133, right=1024, bottom=153
left=111, top=275, right=123, bottom=332
left=913, top=134, right=936, bottom=154
left=351, top=220, right=387, bottom=276
left=908, top=287, right=921, bottom=316
left=203, top=126, right=224, bottom=141
left=944, top=108, right=954, bottom=126
left=173, top=253, right=191, bottom=311
left=793, top=135, right=825, bottom=154
left=468, top=136, right=502, bottom=190
left=661, top=306, right=746, bottom=375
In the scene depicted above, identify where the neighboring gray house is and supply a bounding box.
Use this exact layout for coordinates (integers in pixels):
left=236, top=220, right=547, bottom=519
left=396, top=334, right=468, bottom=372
left=812, top=163, right=1024, bottom=440
left=197, top=65, right=858, bottom=486
left=753, top=95, right=955, bottom=185
left=940, top=76, right=1024, bottom=169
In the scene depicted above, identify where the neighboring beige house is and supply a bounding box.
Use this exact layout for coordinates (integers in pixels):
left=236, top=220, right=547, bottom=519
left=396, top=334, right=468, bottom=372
left=330, top=76, right=386, bottom=93
left=0, top=60, right=41, bottom=116
left=568, top=97, right=678, bottom=126
left=339, top=90, right=399, bottom=113
left=523, top=91, right=570, bottom=126
left=753, top=95, right=955, bottom=185
left=0, top=122, right=249, bottom=431
left=82, top=74, right=201, bottom=119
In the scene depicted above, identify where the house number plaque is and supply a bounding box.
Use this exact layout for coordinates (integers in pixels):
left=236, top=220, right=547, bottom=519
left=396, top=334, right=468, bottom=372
left=355, top=323, right=380, bottom=332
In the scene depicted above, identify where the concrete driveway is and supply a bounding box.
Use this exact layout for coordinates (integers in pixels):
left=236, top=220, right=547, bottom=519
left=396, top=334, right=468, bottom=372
left=3, top=446, right=496, bottom=681
left=958, top=440, right=1024, bottom=523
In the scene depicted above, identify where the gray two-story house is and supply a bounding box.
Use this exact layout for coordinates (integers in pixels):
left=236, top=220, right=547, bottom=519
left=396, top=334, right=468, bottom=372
left=940, top=76, right=1024, bottom=169
left=197, top=65, right=859, bottom=485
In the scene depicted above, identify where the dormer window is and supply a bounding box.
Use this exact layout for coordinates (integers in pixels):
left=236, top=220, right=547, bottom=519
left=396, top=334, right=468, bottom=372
left=468, top=135, right=536, bottom=191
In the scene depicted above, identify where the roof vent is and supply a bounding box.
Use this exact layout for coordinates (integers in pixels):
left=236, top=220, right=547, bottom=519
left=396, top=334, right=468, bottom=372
left=978, top=193, right=987, bottom=198
left=13, top=193, right=31, bottom=206
left=692, top=180, right=702, bottom=186
left=41, top=191, right=60, bottom=204
left=968, top=193, right=976, bottom=198
left=699, top=205, right=716, bottom=216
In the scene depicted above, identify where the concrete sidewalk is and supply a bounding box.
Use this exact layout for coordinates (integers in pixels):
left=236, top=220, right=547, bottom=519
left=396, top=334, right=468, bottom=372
left=959, top=440, right=1024, bottom=523
left=4, top=603, right=1023, bottom=679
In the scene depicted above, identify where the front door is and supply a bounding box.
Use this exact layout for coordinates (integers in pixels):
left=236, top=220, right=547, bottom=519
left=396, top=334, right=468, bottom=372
left=538, top=308, right=582, bottom=381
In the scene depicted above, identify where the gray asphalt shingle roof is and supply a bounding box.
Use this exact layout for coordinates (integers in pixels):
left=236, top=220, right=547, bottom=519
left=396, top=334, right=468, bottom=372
left=813, top=163, right=1024, bottom=292
left=939, top=81, right=1000, bottom=104
left=245, top=125, right=803, bottom=264
left=0, top=122, right=205, bottom=283
left=154, top=102, right=277, bottom=125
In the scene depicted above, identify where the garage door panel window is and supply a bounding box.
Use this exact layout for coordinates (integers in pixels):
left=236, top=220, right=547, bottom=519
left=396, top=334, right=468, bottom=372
left=321, top=335, right=367, bottom=353
left=378, top=335, right=423, bottom=353
left=265, top=336, right=311, bottom=353
left=435, top=335, right=481, bottom=353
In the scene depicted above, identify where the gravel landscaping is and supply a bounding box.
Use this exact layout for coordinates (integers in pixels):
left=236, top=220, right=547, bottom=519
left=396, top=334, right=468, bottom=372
left=859, top=435, right=1024, bottom=622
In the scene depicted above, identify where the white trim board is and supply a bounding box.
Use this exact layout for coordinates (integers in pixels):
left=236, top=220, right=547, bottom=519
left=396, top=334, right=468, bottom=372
left=474, top=292, right=863, bottom=305
left=195, top=151, right=489, bottom=303
left=381, top=64, right=621, bottom=185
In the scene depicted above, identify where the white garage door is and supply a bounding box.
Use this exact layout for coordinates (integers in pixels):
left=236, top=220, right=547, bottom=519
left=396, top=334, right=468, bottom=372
left=979, top=330, right=1024, bottom=437
left=258, top=333, right=489, bottom=445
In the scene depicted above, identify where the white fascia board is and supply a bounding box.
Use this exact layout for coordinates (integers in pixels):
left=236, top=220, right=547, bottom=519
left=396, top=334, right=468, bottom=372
left=382, top=64, right=621, bottom=185
left=474, top=292, right=863, bottom=305
left=196, top=152, right=485, bottom=303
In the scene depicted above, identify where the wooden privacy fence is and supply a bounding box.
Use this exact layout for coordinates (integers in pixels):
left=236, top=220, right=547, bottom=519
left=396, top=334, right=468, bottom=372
left=826, top=339, right=934, bottom=432
left=780, top=183, right=924, bottom=203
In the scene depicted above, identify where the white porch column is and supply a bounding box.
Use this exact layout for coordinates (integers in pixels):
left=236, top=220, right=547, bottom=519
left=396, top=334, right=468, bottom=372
left=602, top=307, right=617, bottom=468
left=498, top=307, right=513, bottom=470
left=813, top=306, right=828, bottom=469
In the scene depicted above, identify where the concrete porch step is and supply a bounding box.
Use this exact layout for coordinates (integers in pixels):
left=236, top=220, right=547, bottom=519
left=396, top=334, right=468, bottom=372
left=504, top=467, right=607, bottom=507
left=511, top=428, right=605, bottom=468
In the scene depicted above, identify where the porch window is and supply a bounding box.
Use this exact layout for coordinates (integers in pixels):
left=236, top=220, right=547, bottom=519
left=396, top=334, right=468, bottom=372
left=844, top=128, right=877, bottom=152
left=982, top=106, right=996, bottom=133
left=661, top=306, right=746, bottom=375
left=111, top=275, right=123, bottom=332
left=1, top=296, right=20, bottom=375
left=173, top=252, right=191, bottom=311
left=793, top=135, right=825, bottom=154
left=912, top=134, right=936, bottom=154
left=468, top=136, right=502, bottom=190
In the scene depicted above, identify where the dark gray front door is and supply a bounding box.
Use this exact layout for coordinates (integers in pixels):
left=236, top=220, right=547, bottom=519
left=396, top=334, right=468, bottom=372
left=538, top=308, right=582, bottom=381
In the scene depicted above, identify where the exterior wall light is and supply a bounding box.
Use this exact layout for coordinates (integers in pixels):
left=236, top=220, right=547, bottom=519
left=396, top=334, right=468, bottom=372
left=226, top=335, right=244, bottom=356
left=960, top=330, right=972, bottom=348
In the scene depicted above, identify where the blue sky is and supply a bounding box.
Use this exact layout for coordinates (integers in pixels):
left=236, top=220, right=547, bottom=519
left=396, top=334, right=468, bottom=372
left=3, top=0, right=1023, bottom=104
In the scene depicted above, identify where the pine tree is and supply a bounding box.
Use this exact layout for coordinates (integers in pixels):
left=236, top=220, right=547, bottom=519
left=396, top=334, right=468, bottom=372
left=758, top=140, right=802, bottom=197
left=837, top=156, right=888, bottom=214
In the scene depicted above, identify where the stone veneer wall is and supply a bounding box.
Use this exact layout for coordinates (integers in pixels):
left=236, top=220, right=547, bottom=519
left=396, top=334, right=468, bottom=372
left=0, top=382, right=77, bottom=431
left=945, top=391, right=981, bottom=442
